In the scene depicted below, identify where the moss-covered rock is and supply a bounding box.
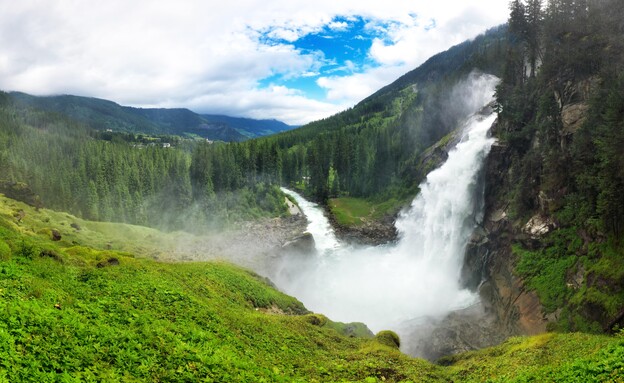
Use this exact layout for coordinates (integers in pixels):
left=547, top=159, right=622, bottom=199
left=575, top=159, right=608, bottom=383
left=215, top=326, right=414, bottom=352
left=305, top=313, right=328, bottom=326
left=375, top=330, right=401, bottom=349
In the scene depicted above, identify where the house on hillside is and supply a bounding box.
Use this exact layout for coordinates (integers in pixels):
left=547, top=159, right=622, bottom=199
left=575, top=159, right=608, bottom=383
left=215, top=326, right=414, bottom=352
left=162, top=143, right=171, bottom=148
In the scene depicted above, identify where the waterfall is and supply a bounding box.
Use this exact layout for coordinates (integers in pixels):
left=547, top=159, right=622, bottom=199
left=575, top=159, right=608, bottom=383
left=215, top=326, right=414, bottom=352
left=281, top=188, right=340, bottom=255
left=273, top=75, right=498, bottom=336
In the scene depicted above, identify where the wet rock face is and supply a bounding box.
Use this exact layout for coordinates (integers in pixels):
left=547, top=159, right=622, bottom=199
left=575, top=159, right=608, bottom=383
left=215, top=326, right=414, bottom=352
left=461, top=227, right=490, bottom=291
left=470, top=127, right=549, bottom=337
left=400, top=303, right=507, bottom=361
left=330, top=214, right=398, bottom=246
left=280, top=232, right=315, bottom=255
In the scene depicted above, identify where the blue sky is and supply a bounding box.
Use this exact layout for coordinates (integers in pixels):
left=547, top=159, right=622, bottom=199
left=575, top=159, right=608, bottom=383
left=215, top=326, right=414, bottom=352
left=0, top=1, right=509, bottom=125
left=257, top=16, right=381, bottom=101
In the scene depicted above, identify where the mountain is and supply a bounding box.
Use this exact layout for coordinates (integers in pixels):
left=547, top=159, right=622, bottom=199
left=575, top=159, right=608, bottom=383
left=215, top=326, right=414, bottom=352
left=184, top=24, right=510, bottom=207
left=200, top=114, right=296, bottom=138
left=7, top=92, right=294, bottom=141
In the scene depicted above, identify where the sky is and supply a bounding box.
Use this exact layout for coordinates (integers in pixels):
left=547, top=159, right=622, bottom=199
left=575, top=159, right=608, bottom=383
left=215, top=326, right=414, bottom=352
left=0, top=1, right=509, bottom=125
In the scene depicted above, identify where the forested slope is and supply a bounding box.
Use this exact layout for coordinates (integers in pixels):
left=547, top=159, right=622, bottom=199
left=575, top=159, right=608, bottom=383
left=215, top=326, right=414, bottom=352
left=187, top=26, right=509, bottom=212
left=8, top=92, right=295, bottom=141
left=0, top=94, right=287, bottom=230
left=474, top=0, right=624, bottom=336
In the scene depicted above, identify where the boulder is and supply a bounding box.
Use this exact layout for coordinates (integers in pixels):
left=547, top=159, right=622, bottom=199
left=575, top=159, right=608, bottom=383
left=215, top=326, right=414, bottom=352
left=523, top=214, right=556, bottom=239
left=51, top=229, right=62, bottom=241
left=280, top=232, right=315, bottom=255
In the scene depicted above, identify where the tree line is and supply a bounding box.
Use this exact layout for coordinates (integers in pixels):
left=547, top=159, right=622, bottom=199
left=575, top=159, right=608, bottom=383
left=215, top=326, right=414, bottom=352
left=496, top=0, right=624, bottom=237
left=0, top=97, right=286, bottom=231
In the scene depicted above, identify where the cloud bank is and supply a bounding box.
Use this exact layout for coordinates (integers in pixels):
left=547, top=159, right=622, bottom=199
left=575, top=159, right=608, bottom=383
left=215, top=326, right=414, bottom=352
left=0, top=1, right=508, bottom=125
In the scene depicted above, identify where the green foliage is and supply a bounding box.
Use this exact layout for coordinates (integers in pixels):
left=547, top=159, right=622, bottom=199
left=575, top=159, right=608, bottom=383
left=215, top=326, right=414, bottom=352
left=1, top=180, right=623, bottom=381
left=375, top=330, right=401, bottom=349
left=0, top=240, right=10, bottom=260
left=0, top=194, right=453, bottom=382
left=329, top=196, right=406, bottom=227
left=444, top=333, right=624, bottom=383
left=514, top=238, right=577, bottom=313
left=514, top=227, right=624, bottom=332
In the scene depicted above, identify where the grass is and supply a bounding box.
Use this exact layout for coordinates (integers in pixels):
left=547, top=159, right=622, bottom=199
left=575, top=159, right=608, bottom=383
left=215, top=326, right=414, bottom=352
left=1, top=193, right=624, bottom=382
left=443, top=332, right=624, bottom=383
left=328, top=197, right=405, bottom=227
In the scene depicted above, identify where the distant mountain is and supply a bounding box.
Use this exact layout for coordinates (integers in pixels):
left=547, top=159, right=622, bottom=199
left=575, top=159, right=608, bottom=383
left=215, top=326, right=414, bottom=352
left=200, top=114, right=296, bottom=138
left=8, top=92, right=294, bottom=141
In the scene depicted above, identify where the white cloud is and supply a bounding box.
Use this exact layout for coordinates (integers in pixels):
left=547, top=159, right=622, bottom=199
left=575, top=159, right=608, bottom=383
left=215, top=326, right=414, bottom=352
left=328, top=21, right=349, bottom=31
left=0, top=0, right=509, bottom=125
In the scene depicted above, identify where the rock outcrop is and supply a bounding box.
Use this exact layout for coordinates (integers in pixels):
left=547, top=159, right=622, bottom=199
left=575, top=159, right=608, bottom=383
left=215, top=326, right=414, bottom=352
left=466, top=127, right=549, bottom=337
left=279, top=232, right=315, bottom=255
left=400, top=303, right=507, bottom=361
left=330, top=213, right=398, bottom=246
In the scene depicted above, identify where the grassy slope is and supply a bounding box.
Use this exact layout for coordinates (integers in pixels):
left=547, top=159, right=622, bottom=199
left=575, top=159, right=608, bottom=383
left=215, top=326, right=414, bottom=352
left=328, top=197, right=406, bottom=227
left=1, top=194, right=623, bottom=382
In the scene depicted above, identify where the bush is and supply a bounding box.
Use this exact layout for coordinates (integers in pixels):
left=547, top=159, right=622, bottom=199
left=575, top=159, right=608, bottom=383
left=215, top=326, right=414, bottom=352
left=375, top=330, right=401, bottom=349
left=0, top=240, right=10, bottom=260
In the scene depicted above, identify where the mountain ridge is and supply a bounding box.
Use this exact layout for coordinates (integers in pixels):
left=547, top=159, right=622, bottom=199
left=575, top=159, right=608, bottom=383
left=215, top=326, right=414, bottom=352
left=7, top=91, right=295, bottom=141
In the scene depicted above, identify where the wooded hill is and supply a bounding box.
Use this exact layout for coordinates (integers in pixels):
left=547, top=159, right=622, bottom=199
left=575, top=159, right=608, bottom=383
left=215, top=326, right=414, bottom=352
left=188, top=25, right=509, bottom=208
left=8, top=92, right=294, bottom=141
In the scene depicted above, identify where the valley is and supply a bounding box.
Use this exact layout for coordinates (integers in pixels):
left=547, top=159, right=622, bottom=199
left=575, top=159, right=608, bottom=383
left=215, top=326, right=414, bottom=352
left=1, top=0, right=624, bottom=381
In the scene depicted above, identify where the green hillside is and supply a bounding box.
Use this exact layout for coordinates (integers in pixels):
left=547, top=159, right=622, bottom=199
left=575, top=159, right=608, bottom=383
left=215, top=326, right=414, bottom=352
left=8, top=92, right=294, bottom=142
left=1, top=194, right=623, bottom=382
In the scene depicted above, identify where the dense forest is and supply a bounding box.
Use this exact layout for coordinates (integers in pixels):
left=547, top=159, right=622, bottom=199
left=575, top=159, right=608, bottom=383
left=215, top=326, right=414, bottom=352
left=0, top=95, right=288, bottom=231
left=489, top=0, right=624, bottom=332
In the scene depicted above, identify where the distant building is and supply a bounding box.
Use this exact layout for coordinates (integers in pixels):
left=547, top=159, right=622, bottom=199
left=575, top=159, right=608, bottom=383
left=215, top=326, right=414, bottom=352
left=162, top=143, right=171, bottom=148
left=206, top=139, right=214, bottom=144
left=105, top=129, right=113, bottom=132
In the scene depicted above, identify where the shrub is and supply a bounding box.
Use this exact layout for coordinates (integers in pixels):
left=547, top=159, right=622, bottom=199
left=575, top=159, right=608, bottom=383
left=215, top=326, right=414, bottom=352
left=375, top=330, right=401, bottom=349
left=0, top=240, right=11, bottom=260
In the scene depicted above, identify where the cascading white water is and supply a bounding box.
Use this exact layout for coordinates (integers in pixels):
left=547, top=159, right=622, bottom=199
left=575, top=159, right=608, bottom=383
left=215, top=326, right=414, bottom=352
left=281, top=188, right=340, bottom=255
left=272, top=74, right=498, bottom=335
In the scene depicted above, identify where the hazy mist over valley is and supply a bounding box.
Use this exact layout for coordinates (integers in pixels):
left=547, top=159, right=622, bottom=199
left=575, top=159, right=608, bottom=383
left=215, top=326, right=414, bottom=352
left=1, top=1, right=624, bottom=381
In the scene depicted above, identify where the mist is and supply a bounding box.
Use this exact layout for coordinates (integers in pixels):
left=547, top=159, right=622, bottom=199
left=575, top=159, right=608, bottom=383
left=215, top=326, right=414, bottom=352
left=269, top=73, right=499, bottom=353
